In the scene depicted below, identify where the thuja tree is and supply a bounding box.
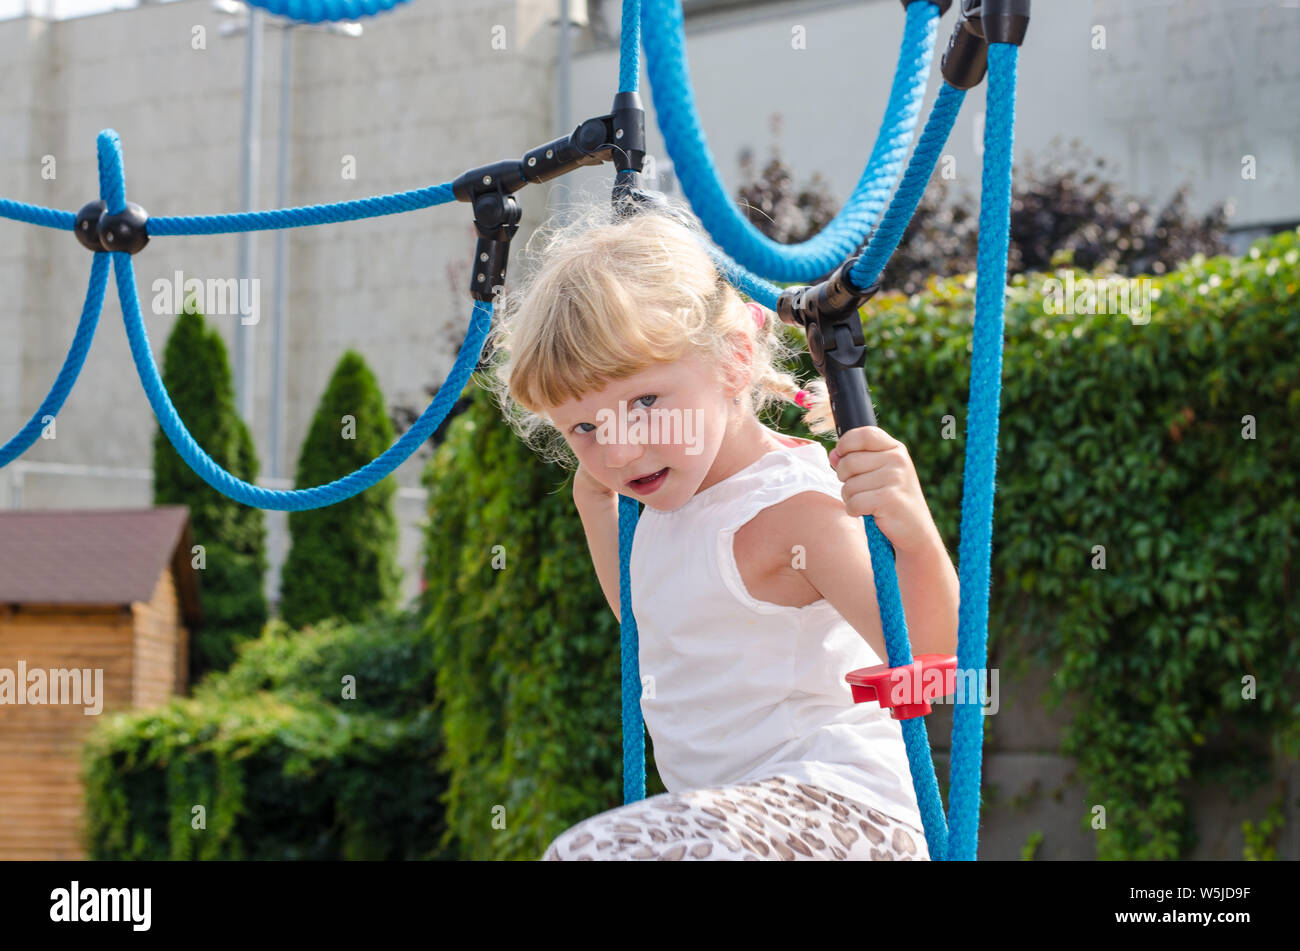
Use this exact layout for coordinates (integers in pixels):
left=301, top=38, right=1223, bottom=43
left=279, top=350, right=402, bottom=629
left=153, top=304, right=268, bottom=681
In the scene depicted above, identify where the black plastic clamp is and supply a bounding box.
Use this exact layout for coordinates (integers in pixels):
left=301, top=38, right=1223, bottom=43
left=452, top=165, right=523, bottom=303
left=524, top=90, right=647, bottom=186
left=74, top=199, right=150, bottom=254
left=941, top=0, right=1031, bottom=90
left=452, top=91, right=648, bottom=301
left=776, top=256, right=883, bottom=434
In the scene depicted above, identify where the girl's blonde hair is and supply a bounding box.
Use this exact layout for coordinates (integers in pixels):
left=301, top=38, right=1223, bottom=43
left=476, top=188, right=835, bottom=469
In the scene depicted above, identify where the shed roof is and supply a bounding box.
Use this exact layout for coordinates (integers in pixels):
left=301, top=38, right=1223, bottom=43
left=0, top=507, right=201, bottom=626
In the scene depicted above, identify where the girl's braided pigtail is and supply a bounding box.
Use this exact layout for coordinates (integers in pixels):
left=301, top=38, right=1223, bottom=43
left=744, top=301, right=838, bottom=437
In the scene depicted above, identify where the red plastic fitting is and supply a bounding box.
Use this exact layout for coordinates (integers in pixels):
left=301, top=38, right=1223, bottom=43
left=845, top=654, right=958, bottom=719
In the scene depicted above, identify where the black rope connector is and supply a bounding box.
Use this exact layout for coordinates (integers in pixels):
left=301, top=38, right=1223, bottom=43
left=451, top=91, right=650, bottom=301
left=941, top=0, right=1031, bottom=90
left=74, top=199, right=150, bottom=254
left=776, top=255, right=881, bottom=333
left=777, top=256, right=883, bottom=434
left=452, top=164, right=523, bottom=303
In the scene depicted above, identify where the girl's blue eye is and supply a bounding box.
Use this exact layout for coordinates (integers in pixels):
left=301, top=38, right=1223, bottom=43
left=572, top=395, right=656, bottom=435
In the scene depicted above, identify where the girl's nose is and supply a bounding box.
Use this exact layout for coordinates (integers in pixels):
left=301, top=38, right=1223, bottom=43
left=603, top=436, right=644, bottom=470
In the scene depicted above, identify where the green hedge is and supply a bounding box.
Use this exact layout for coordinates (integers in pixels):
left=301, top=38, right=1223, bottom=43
left=83, top=609, right=454, bottom=860
left=423, top=230, right=1300, bottom=860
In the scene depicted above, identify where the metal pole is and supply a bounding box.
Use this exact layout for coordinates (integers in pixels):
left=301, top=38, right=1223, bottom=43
left=557, top=0, right=571, bottom=138
left=271, top=23, right=293, bottom=482
left=268, top=22, right=295, bottom=612
left=235, top=7, right=264, bottom=426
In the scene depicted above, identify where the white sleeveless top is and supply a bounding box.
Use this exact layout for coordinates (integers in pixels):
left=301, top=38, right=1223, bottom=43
left=630, top=433, right=924, bottom=828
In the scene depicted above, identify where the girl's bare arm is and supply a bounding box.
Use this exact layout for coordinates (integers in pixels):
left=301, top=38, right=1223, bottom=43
left=575, top=492, right=625, bottom=624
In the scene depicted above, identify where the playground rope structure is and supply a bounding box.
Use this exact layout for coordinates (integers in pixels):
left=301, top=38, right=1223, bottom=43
left=0, top=0, right=1029, bottom=861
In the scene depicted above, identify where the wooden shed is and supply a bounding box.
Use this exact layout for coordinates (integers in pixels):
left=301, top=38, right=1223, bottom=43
left=0, top=507, right=200, bottom=860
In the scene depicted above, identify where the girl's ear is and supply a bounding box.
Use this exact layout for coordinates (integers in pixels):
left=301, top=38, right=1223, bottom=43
left=721, top=328, right=755, bottom=395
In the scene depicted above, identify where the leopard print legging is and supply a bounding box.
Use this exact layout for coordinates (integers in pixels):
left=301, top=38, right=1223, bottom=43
left=541, top=774, right=928, bottom=861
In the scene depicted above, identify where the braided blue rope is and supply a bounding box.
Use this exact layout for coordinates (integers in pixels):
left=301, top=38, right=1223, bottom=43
left=945, top=41, right=1018, bottom=862
left=1, top=182, right=454, bottom=239
left=617, top=494, right=646, bottom=803
left=702, top=84, right=964, bottom=313
left=701, top=85, right=963, bottom=314
left=641, top=0, right=940, bottom=282
left=861, top=508, right=950, bottom=857
left=240, top=0, right=408, bottom=24
left=619, top=0, right=641, bottom=94
left=91, top=129, right=490, bottom=512
left=0, top=251, right=110, bottom=468
left=0, top=199, right=75, bottom=231
left=707, top=243, right=782, bottom=311
left=148, top=184, right=456, bottom=236
left=851, top=82, right=966, bottom=288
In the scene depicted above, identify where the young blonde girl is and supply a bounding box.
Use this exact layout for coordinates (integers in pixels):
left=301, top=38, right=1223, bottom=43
left=480, top=192, right=960, bottom=861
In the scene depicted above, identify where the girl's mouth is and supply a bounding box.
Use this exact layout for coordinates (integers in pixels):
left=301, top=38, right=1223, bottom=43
left=627, top=468, right=669, bottom=494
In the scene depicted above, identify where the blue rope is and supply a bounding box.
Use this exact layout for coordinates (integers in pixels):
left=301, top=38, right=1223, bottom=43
left=117, top=254, right=491, bottom=511
left=861, top=510, right=950, bottom=857
left=0, top=186, right=456, bottom=238
left=148, top=184, right=456, bottom=235
left=619, top=0, right=641, bottom=93
left=0, top=199, right=75, bottom=231
left=640, top=0, right=940, bottom=283
left=617, top=495, right=646, bottom=803
left=0, top=251, right=109, bottom=468
left=705, top=84, right=965, bottom=311
left=851, top=82, right=966, bottom=288
left=239, top=0, right=408, bottom=24
left=944, top=41, right=1018, bottom=862
left=91, top=129, right=490, bottom=512
left=707, top=243, right=782, bottom=311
